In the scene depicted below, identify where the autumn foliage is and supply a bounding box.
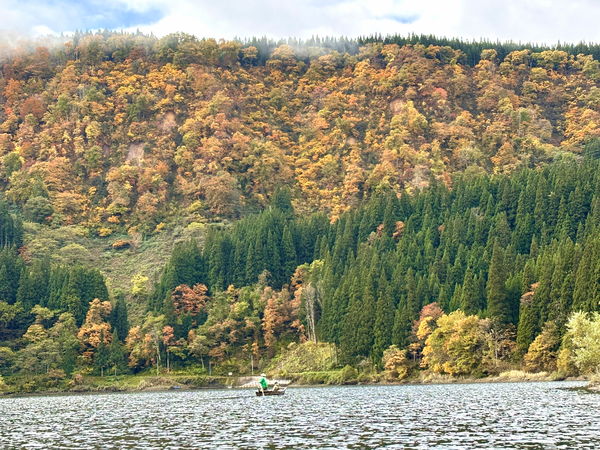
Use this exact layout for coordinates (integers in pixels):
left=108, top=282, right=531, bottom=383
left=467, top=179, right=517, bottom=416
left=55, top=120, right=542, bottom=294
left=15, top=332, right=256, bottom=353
left=1, top=33, right=599, bottom=235
left=170, top=283, right=208, bottom=316
left=77, top=298, right=112, bottom=360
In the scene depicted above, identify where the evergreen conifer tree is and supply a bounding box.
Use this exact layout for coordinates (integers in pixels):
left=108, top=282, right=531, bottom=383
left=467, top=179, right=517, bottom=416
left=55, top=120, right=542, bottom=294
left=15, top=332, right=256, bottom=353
left=486, top=242, right=511, bottom=323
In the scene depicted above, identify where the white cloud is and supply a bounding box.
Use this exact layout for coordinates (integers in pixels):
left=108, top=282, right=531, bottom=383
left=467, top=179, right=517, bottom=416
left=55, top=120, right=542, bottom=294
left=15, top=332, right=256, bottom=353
left=3, top=0, right=600, bottom=45
left=129, top=0, right=600, bottom=44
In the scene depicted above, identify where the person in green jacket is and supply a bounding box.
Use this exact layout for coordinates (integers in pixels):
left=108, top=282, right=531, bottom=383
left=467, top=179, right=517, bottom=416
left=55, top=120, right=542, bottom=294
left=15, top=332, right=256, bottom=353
left=258, top=373, right=268, bottom=393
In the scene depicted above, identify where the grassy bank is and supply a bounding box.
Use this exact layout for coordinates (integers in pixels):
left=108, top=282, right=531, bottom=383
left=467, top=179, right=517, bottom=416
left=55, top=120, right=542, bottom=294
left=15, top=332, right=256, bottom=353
left=0, top=373, right=230, bottom=396
left=283, top=369, right=567, bottom=387
left=0, top=369, right=582, bottom=397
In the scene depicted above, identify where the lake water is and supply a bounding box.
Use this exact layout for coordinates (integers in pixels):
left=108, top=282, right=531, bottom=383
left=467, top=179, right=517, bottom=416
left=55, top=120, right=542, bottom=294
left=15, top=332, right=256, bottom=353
left=0, top=381, right=598, bottom=448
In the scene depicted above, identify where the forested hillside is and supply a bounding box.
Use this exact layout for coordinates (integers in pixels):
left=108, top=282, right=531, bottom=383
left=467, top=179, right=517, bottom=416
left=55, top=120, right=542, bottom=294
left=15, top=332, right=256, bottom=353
left=147, top=160, right=600, bottom=373
left=2, top=158, right=600, bottom=385
left=1, top=32, right=600, bottom=234
left=2, top=33, right=600, bottom=390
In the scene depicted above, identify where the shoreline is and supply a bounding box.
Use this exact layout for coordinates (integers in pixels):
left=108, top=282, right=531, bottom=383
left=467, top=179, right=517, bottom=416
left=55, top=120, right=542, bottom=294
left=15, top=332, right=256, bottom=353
left=0, top=373, right=590, bottom=398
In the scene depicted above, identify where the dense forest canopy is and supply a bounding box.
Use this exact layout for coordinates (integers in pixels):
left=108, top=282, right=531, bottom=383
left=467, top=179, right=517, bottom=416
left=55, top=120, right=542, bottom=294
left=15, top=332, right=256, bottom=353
left=0, top=31, right=600, bottom=235
left=150, top=160, right=600, bottom=367
left=2, top=158, right=600, bottom=382
left=1, top=32, right=600, bottom=389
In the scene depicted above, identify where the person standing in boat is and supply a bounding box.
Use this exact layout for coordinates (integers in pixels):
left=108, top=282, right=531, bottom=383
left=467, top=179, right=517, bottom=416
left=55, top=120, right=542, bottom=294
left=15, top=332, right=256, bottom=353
left=258, top=373, right=268, bottom=393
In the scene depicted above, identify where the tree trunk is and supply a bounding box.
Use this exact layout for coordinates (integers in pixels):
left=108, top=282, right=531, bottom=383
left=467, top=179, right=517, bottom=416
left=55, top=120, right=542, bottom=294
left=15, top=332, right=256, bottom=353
left=155, top=342, right=161, bottom=376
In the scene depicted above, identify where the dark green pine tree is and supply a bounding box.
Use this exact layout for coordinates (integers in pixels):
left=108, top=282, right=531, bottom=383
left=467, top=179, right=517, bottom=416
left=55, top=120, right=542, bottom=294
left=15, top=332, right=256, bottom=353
left=265, top=230, right=282, bottom=287
left=437, top=284, right=451, bottom=312
left=391, top=303, right=411, bottom=349
left=497, top=180, right=518, bottom=227
left=169, top=240, right=206, bottom=287
left=152, top=240, right=206, bottom=310
left=244, top=239, right=259, bottom=285
left=207, top=235, right=233, bottom=290
left=331, top=213, right=356, bottom=275
left=108, top=331, right=128, bottom=374
left=0, top=249, right=23, bottom=304
left=94, top=339, right=111, bottom=376
left=318, top=281, right=344, bottom=344
left=271, top=186, right=294, bottom=216
left=59, top=267, right=109, bottom=325
left=16, top=259, right=50, bottom=310
left=513, top=186, right=535, bottom=253
left=47, top=266, right=69, bottom=310
left=382, top=193, right=401, bottom=235
left=109, top=295, right=129, bottom=342
left=489, top=212, right=512, bottom=248
left=460, top=268, right=484, bottom=315
left=486, top=242, right=512, bottom=323
left=338, top=278, right=358, bottom=360
left=555, top=273, right=574, bottom=329
left=232, top=240, right=247, bottom=286
left=15, top=267, right=32, bottom=308
left=340, top=274, right=376, bottom=362
left=564, top=187, right=587, bottom=240
left=372, top=283, right=395, bottom=364
left=514, top=212, right=534, bottom=254
left=404, top=270, right=420, bottom=319
left=516, top=294, right=540, bottom=355
left=572, top=243, right=594, bottom=312
left=0, top=199, right=23, bottom=248
left=535, top=255, right=554, bottom=329
left=281, top=224, right=297, bottom=284
left=357, top=201, right=377, bottom=242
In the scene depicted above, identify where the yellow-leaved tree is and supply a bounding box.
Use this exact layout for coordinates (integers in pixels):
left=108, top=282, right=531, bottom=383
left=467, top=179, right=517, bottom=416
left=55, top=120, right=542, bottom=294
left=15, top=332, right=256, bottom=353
left=422, top=310, right=488, bottom=377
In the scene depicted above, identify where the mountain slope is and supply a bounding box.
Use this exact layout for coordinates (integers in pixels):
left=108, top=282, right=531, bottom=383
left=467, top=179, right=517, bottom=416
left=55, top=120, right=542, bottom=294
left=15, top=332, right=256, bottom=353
left=1, top=33, right=599, bottom=237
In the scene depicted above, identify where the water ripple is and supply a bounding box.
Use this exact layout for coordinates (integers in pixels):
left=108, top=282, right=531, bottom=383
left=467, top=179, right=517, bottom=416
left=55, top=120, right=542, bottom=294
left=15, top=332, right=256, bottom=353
left=0, top=381, right=597, bottom=449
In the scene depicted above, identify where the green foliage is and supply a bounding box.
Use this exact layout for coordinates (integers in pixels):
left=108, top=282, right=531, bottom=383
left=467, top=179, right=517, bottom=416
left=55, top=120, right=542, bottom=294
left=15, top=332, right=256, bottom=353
left=109, top=296, right=130, bottom=342
left=93, top=341, right=111, bottom=376
left=16, top=312, right=79, bottom=375
left=0, top=249, right=24, bottom=306
left=107, top=332, right=128, bottom=374
left=150, top=240, right=206, bottom=311
left=268, top=341, right=337, bottom=376
left=140, top=159, right=600, bottom=369
left=563, top=312, right=600, bottom=375
left=47, top=265, right=109, bottom=326
left=0, top=347, right=16, bottom=375
left=486, top=243, right=513, bottom=323
left=0, top=199, right=23, bottom=248
left=0, top=301, right=23, bottom=332
left=23, top=196, right=54, bottom=223
left=292, top=366, right=359, bottom=385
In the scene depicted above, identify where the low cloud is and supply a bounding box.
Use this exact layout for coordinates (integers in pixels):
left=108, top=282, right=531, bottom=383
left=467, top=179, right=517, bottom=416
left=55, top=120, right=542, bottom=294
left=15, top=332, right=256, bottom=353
left=0, top=0, right=164, bottom=36
left=2, top=0, right=600, bottom=44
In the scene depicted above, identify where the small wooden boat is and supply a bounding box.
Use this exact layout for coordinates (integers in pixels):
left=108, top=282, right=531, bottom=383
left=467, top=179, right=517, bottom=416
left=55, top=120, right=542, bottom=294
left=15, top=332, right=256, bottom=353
left=255, top=388, right=286, bottom=396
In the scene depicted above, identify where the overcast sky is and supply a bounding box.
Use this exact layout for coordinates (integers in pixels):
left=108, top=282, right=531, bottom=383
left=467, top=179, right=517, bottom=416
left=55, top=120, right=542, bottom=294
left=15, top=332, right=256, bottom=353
left=2, top=0, right=600, bottom=45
